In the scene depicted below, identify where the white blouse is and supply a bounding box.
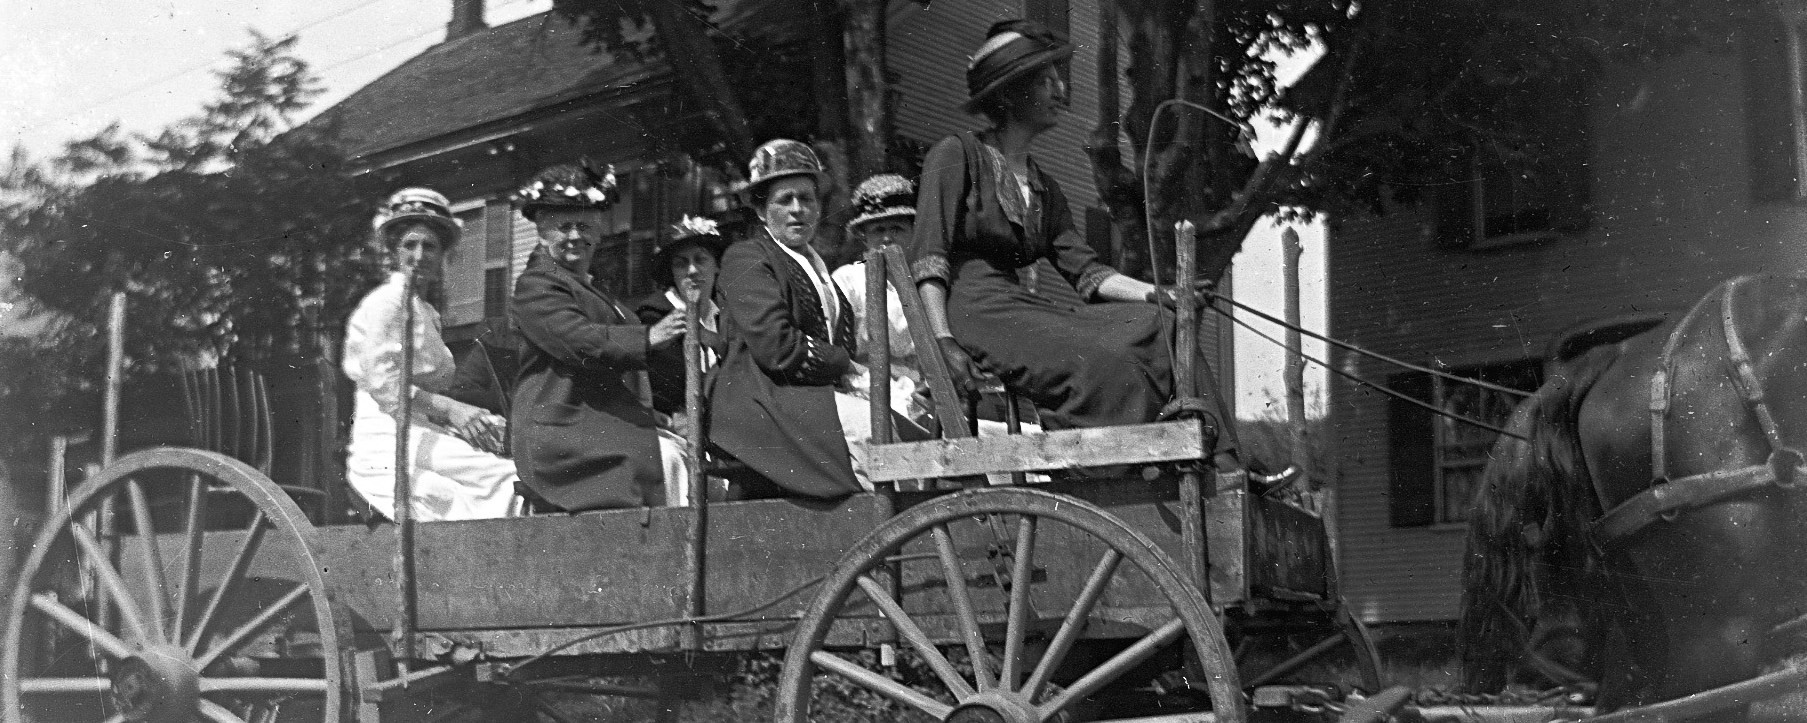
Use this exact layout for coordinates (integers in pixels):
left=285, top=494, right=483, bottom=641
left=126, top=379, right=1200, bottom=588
left=342, top=272, right=454, bottom=420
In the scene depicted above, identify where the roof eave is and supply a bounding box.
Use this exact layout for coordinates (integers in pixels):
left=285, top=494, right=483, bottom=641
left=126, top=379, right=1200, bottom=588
left=346, top=76, right=676, bottom=175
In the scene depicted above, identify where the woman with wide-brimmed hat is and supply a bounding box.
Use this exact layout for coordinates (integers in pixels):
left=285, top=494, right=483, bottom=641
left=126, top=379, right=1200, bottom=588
left=509, top=162, right=692, bottom=510
left=636, top=214, right=729, bottom=422
left=342, top=187, right=519, bottom=521
left=830, top=173, right=930, bottom=425
left=707, top=139, right=879, bottom=498
left=908, top=19, right=1239, bottom=470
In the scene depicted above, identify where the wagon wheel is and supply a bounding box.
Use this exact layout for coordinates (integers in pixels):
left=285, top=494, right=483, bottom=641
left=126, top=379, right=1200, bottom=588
left=776, top=486, right=1245, bottom=723
left=3, top=447, right=345, bottom=723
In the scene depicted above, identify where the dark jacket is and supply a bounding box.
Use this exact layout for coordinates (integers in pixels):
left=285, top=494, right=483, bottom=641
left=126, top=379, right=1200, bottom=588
left=510, top=249, right=663, bottom=510
left=707, top=231, right=860, bottom=497
left=634, top=290, right=723, bottom=418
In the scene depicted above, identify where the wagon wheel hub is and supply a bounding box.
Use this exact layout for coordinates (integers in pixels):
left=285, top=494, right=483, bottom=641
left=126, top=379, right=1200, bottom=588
left=945, top=690, right=1039, bottom=723
left=111, top=644, right=199, bottom=723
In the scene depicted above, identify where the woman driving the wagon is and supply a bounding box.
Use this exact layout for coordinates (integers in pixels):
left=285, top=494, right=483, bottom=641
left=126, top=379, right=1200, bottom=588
left=708, top=139, right=879, bottom=498
left=509, top=162, right=692, bottom=511
left=342, top=187, right=520, bottom=521
left=910, top=20, right=1239, bottom=473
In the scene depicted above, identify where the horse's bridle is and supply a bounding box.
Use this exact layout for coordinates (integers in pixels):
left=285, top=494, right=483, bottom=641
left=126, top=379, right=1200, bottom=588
left=1592, top=275, right=1807, bottom=545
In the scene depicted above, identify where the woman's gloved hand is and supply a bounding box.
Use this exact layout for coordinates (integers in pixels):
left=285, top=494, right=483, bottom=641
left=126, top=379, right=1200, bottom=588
left=1146, top=279, right=1217, bottom=308
left=935, top=336, right=986, bottom=395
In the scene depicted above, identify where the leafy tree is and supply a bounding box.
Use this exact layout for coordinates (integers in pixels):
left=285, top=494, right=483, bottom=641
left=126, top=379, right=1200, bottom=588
left=0, top=32, right=384, bottom=474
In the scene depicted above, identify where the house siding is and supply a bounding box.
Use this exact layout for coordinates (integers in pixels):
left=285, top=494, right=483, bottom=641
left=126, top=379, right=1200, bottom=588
left=1331, top=45, right=1807, bottom=622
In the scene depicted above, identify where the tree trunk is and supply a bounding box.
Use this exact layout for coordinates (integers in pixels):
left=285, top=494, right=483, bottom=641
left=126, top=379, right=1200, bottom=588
left=843, top=0, right=894, bottom=179
left=643, top=0, right=756, bottom=170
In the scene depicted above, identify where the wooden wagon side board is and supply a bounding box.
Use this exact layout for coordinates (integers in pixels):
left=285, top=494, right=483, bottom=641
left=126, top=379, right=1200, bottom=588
left=862, top=420, right=1209, bottom=481
left=1203, top=488, right=1331, bottom=606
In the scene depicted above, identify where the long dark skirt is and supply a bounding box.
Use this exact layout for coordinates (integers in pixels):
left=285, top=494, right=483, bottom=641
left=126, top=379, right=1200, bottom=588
left=947, top=261, right=1236, bottom=455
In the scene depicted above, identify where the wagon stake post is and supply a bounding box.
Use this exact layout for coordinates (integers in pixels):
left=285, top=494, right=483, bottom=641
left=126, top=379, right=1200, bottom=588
left=1175, top=221, right=1209, bottom=593
left=681, top=283, right=707, bottom=651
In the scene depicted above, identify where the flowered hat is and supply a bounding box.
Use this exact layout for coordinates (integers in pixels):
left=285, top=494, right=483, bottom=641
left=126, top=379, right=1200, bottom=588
left=373, top=187, right=460, bottom=240
left=743, top=139, right=828, bottom=202
left=963, top=19, right=1073, bottom=114
left=652, top=214, right=730, bottom=287
left=846, top=174, right=916, bottom=233
left=514, top=161, right=618, bottom=221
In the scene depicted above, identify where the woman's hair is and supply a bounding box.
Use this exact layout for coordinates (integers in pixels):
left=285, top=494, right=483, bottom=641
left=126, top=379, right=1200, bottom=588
left=746, top=175, right=820, bottom=214
left=379, top=218, right=455, bottom=255
left=974, top=72, right=1045, bottom=127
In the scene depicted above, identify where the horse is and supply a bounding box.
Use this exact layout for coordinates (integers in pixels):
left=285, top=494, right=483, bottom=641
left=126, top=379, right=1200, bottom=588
left=1460, top=274, right=1807, bottom=720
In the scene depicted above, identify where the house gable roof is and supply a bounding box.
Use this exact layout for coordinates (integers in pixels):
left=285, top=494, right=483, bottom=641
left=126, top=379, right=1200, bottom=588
left=316, top=12, right=664, bottom=162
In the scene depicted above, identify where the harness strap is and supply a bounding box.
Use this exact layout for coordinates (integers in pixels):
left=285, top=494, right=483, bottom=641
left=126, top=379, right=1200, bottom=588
left=1593, top=462, right=1791, bottom=544
left=1649, top=281, right=1721, bottom=482
left=1722, top=277, right=1794, bottom=454
left=1605, top=276, right=1807, bottom=545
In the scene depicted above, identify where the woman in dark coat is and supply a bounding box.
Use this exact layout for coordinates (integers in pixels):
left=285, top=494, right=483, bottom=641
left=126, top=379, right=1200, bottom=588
left=509, top=163, right=690, bottom=510
left=635, top=215, right=728, bottom=423
left=707, top=139, right=867, bottom=498
left=911, top=20, right=1238, bottom=470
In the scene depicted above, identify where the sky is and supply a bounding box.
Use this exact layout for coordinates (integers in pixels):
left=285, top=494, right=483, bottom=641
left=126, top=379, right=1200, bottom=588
left=0, top=0, right=1327, bottom=420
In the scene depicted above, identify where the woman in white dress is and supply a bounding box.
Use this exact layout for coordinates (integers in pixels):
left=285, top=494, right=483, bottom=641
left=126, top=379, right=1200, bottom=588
left=342, top=187, right=518, bottom=521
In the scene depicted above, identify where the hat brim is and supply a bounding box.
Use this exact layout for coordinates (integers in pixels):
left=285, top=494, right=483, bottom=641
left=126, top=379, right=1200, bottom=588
left=651, top=234, right=730, bottom=286
left=847, top=206, right=916, bottom=233
left=740, top=169, right=831, bottom=205
left=377, top=213, right=460, bottom=241
left=961, top=45, right=1075, bottom=115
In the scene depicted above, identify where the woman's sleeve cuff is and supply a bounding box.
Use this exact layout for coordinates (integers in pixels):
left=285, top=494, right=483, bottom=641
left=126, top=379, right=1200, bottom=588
left=911, top=255, right=950, bottom=286
left=1075, top=264, right=1118, bottom=300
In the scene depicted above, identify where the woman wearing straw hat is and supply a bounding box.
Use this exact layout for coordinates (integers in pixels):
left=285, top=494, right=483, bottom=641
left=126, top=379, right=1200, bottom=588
left=831, top=173, right=930, bottom=425
left=510, top=163, right=691, bottom=510
left=342, top=187, right=519, bottom=521
left=707, top=139, right=875, bottom=498
left=909, top=19, right=1239, bottom=471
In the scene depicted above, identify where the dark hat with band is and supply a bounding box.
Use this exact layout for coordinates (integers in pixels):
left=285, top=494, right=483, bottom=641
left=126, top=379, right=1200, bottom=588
left=963, top=19, right=1074, bottom=114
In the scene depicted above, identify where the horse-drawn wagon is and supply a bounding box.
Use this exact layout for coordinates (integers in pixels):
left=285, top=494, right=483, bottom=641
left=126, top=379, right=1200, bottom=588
left=3, top=241, right=1379, bottom=722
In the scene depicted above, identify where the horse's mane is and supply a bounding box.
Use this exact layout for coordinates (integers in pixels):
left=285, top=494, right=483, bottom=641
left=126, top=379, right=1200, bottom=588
left=1458, top=344, right=1618, bottom=691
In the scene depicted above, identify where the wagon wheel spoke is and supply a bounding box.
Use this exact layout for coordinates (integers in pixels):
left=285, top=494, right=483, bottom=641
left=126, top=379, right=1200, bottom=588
left=27, top=592, right=136, bottom=660
left=852, top=575, right=976, bottom=699
left=199, top=677, right=329, bottom=694
left=1024, top=548, right=1122, bottom=700
left=17, top=676, right=112, bottom=694
left=67, top=519, right=153, bottom=644
left=194, top=583, right=309, bottom=670
left=808, top=650, right=955, bottom=718
left=175, top=474, right=209, bottom=641
left=186, top=509, right=267, bottom=654
left=200, top=697, right=252, bottom=723
left=931, top=523, right=995, bottom=690
left=125, top=477, right=171, bottom=642
left=1037, top=617, right=1187, bottom=718
left=1000, top=514, right=1038, bottom=690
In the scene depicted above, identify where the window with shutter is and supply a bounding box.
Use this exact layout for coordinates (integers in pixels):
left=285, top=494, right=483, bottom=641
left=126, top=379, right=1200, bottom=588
left=1389, top=358, right=1543, bottom=526
left=1435, top=78, right=1590, bottom=248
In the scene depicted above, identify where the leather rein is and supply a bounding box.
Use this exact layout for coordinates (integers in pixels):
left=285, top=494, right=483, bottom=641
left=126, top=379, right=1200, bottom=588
left=1593, top=275, right=1807, bottom=546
